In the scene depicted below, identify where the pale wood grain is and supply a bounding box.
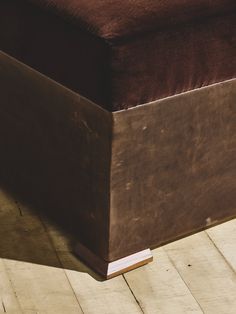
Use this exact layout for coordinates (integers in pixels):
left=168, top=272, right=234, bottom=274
left=3, top=260, right=83, bottom=314
left=0, top=259, right=23, bottom=313
left=1, top=187, right=236, bottom=314
left=0, top=189, right=83, bottom=314
left=124, top=247, right=203, bottom=314
left=164, top=231, right=236, bottom=314
left=0, top=189, right=24, bottom=314
left=45, top=224, right=142, bottom=314
left=206, top=219, right=236, bottom=272
left=65, top=270, right=142, bottom=314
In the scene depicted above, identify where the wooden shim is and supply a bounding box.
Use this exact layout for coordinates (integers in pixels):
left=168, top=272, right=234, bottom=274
left=75, top=241, right=153, bottom=279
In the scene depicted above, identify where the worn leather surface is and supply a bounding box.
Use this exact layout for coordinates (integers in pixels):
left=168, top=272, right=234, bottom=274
left=1, top=51, right=236, bottom=263
left=110, top=79, right=236, bottom=260
left=0, top=52, right=112, bottom=261
left=0, top=1, right=236, bottom=110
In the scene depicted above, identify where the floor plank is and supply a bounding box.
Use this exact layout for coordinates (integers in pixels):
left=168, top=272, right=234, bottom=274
left=206, top=219, right=236, bottom=272
left=0, top=259, right=23, bottom=313
left=4, top=260, right=83, bottom=314
left=164, top=231, right=236, bottom=314
left=0, top=190, right=83, bottom=314
left=45, top=224, right=143, bottom=314
left=1, top=187, right=236, bottom=314
left=123, top=248, right=203, bottom=314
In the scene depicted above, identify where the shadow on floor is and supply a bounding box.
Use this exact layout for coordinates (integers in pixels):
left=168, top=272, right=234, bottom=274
left=0, top=68, right=110, bottom=281
left=0, top=185, right=103, bottom=281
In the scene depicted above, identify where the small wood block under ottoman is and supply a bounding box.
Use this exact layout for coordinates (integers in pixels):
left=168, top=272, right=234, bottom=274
left=0, top=0, right=236, bottom=278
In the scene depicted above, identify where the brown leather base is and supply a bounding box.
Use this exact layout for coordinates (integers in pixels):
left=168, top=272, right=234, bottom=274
left=0, top=51, right=236, bottom=276
left=110, top=78, right=236, bottom=260
left=0, top=51, right=112, bottom=261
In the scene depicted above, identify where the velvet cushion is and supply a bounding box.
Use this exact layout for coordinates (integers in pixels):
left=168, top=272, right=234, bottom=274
left=1, top=0, right=236, bottom=111
left=27, top=0, right=236, bottom=39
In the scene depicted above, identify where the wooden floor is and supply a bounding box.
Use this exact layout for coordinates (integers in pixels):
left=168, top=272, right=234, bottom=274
left=0, top=187, right=236, bottom=314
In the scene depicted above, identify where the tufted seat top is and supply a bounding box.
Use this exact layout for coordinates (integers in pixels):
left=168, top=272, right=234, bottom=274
left=29, top=0, right=236, bottom=40
left=1, top=0, right=236, bottom=111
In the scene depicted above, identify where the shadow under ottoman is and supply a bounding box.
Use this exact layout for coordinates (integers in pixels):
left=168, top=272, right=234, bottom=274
left=1, top=52, right=236, bottom=278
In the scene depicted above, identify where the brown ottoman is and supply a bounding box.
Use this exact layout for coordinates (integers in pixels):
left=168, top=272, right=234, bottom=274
left=0, top=0, right=236, bottom=278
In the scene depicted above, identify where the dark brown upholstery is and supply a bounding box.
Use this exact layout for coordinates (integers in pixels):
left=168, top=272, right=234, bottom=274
left=1, top=0, right=236, bottom=111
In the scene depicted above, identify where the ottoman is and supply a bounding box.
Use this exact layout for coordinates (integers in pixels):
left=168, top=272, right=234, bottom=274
left=0, top=0, right=236, bottom=278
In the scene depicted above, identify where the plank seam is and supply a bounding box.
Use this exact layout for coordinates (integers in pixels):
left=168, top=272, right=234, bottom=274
left=2, top=259, right=24, bottom=314
left=122, top=274, right=145, bottom=314
left=1, top=300, right=6, bottom=313
left=205, top=230, right=236, bottom=275
left=164, top=249, right=205, bottom=314
left=36, top=214, right=85, bottom=314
